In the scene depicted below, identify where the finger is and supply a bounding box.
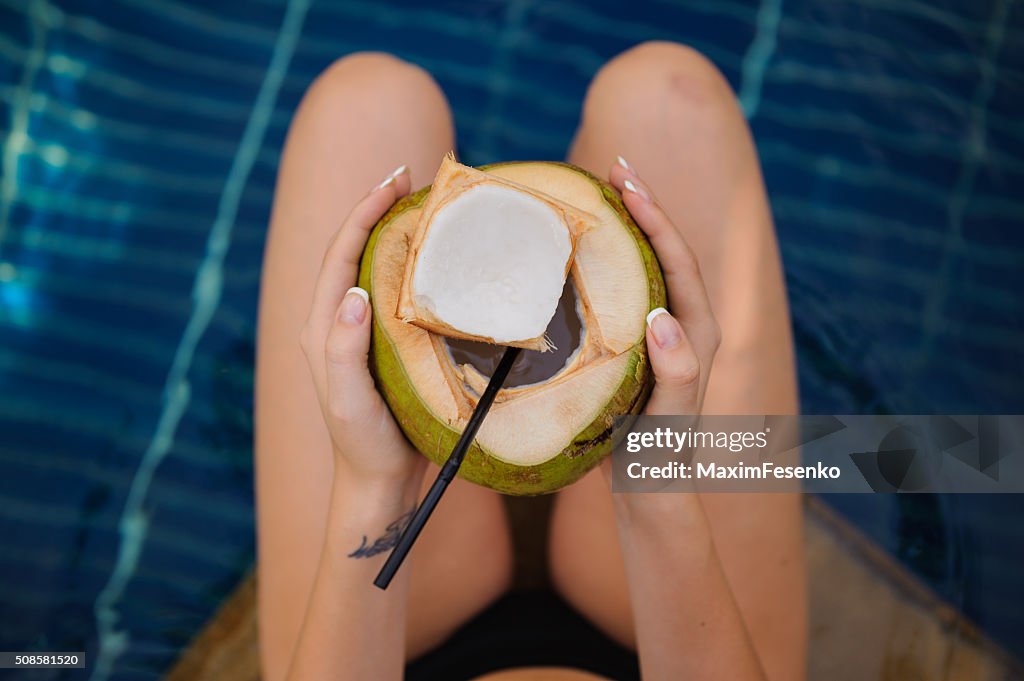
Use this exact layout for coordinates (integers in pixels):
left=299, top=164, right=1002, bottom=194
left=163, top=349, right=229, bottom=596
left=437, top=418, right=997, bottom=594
left=644, top=308, right=703, bottom=416
left=307, top=164, right=411, bottom=340
left=608, top=161, right=720, bottom=363
left=608, top=163, right=714, bottom=330
left=328, top=165, right=413, bottom=275
left=324, top=286, right=378, bottom=422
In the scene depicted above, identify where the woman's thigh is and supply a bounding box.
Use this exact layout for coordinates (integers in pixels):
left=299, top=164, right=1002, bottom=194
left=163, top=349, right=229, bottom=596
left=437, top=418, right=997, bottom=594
left=549, top=42, right=806, bottom=681
left=255, top=53, right=512, bottom=681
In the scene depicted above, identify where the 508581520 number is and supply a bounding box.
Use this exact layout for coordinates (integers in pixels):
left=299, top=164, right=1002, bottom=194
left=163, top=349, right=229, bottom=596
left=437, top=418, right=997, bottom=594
left=0, top=652, right=85, bottom=668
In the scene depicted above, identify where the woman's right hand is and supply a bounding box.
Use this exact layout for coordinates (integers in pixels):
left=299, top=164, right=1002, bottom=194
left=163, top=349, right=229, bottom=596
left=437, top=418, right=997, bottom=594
left=610, top=156, right=722, bottom=419
left=299, top=165, right=427, bottom=501
left=602, top=157, right=722, bottom=518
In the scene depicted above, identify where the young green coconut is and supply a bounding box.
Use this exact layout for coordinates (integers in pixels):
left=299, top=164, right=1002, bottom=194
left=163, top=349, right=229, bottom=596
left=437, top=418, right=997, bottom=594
left=358, top=153, right=666, bottom=495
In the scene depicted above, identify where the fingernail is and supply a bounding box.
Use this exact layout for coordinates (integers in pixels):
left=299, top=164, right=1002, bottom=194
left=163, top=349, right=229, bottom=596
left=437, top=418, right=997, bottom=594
left=371, top=174, right=396, bottom=193
left=340, top=287, right=369, bottom=325
left=646, top=307, right=681, bottom=349
left=616, top=155, right=634, bottom=173
left=371, top=164, right=406, bottom=192
left=623, top=179, right=650, bottom=202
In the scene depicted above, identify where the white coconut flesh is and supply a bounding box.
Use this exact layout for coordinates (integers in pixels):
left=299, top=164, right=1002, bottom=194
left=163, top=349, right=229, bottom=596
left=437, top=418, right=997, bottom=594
left=378, top=160, right=652, bottom=467
left=410, top=184, right=572, bottom=347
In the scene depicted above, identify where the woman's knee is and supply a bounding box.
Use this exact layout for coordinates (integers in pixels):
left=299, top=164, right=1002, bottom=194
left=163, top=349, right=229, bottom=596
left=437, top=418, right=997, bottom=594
left=297, top=52, right=453, bottom=138
left=581, top=41, right=741, bottom=132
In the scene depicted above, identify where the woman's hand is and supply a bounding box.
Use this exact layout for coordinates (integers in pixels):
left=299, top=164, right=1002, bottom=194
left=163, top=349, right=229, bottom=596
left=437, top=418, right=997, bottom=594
left=281, top=166, right=427, bottom=681
left=299, top=164, right=427, bottom=502
left=602, top=158, right=722, bottom=512
left=603, top=159, right=768, bottom=681
left=611, top=156, right=721, bottom=418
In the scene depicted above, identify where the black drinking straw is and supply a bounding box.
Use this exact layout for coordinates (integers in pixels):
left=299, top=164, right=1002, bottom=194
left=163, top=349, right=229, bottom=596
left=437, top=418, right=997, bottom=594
left=374, top=345, right=522, bottom=590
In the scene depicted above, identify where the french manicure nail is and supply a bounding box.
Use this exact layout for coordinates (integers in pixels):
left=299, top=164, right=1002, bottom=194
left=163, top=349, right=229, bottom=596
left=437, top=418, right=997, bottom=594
left=340, top=286, right=369, bottom=325
left=372, top=174, right=396, bottom=193
left=646, top=307, right=681, bottom=349
left=387, top=164, right=408, bottom=179
left=616, top=155, right=634, bottom=173
left=623, top=179, right=650, bottom=202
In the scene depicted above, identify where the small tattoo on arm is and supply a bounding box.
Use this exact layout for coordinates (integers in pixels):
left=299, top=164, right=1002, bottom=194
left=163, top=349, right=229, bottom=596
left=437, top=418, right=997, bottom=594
left=347, top=508, right=415, bottom=558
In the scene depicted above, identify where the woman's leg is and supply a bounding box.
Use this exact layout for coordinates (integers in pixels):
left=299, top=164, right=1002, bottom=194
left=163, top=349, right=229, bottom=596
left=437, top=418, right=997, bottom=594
left=256, top=53, right=512, bottom=681
left=550, top=42, right=807, bottom=681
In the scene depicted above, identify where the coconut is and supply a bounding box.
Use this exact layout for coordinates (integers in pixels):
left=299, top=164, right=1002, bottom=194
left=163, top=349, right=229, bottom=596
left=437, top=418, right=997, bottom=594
left=398, top=155, right=593, bottom=352
left=358, top=155, right=666, bottom=495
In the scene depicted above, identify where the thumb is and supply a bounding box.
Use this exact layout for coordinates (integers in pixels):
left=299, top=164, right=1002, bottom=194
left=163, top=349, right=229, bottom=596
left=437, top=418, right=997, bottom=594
left=324, top=286, right=376, bottom=420
left=644, top=308, right=702, bottom=416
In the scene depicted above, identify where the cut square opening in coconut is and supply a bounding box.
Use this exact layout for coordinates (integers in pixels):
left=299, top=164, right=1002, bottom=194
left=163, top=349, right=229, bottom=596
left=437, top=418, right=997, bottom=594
left=397, top=153, right=595, bottom=352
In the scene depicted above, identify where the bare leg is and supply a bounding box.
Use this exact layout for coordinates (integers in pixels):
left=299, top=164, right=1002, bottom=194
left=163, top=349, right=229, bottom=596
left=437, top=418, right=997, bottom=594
left=256, top=53, right=512, bottom=681
left=550, top=42, right=807, bottom=681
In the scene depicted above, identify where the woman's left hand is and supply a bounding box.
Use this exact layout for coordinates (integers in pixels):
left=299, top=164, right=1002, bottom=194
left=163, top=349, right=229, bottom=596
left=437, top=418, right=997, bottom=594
left=299, top=165, right=427, bottom=501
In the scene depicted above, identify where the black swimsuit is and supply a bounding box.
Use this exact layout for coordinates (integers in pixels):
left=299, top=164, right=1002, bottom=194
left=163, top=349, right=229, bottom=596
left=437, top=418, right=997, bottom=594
left=405, top=588, right=641, bottom=681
